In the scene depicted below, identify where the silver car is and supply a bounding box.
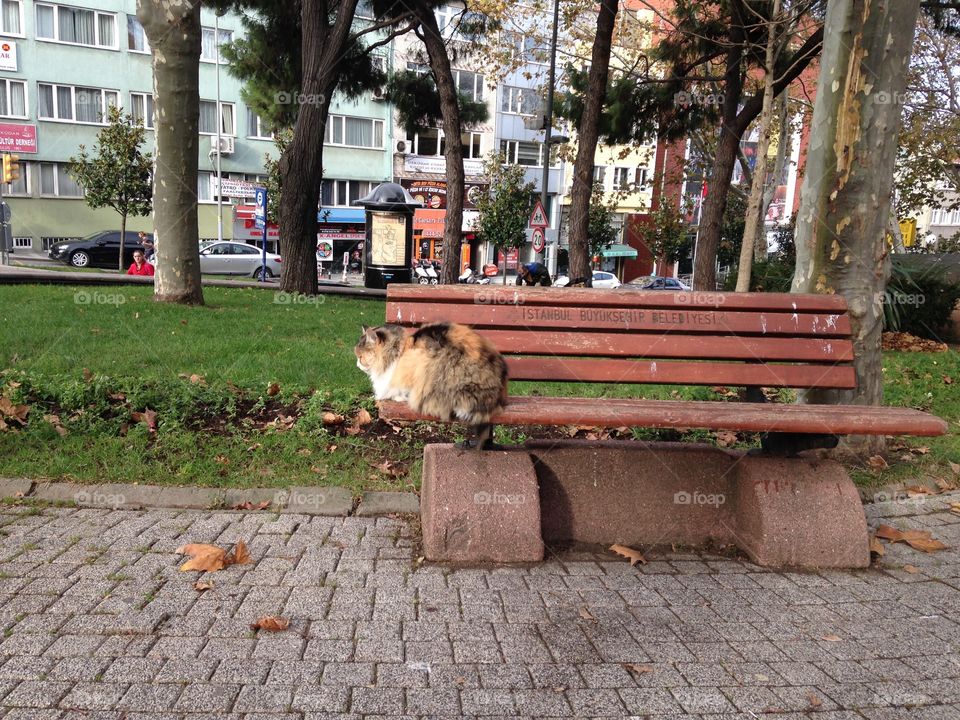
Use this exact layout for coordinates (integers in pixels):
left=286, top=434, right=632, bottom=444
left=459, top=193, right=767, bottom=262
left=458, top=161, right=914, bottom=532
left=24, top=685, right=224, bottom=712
left=198, top=241, right=282, bottom=280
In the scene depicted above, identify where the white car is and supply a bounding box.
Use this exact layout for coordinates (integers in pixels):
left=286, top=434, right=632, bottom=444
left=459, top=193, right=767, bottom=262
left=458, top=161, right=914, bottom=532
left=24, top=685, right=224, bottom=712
left=198, top=241, right=282, bottom=280
left=555, top=270, right=622, bottom=289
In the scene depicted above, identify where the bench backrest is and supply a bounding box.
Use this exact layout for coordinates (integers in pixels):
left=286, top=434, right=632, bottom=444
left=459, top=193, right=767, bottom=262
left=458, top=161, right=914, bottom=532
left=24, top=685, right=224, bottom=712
left=384, top=285, right=856, bottom=390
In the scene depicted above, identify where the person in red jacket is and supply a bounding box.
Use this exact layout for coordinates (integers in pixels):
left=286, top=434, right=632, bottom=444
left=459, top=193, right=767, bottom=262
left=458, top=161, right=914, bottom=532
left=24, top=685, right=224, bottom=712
left=127, top=250, right=154, bottom=276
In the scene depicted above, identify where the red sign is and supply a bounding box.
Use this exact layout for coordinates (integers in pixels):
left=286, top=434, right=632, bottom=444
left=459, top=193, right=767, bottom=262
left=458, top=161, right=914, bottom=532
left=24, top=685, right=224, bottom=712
left=497, top=247, right=520, bottom=270
left=399, top=178, right=487, bottom=210
left=531, top=228, right=545, bottom=253
left=0, top=123, right=37, bottom=154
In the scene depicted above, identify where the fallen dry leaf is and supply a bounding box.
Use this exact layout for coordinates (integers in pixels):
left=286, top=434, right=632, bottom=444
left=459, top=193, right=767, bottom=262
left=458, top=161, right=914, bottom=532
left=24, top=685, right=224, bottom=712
left=821, top=634, right=842, bottom=642
left=903, top=565, right=920, bottom=574
left=227, top=540, right=251, bottom=565
left=344, top=424, right=363, bottom=436
left=874, top=524, right=949, bottom=553
left=374, top=460, right=408, bottom=478
left=867, top=455, right=888, bottom=470
left=806, top=691, right=823, bottom=709
left=355, top=408, right=373, bottom=426
left=267, top=382, right=280, bottom=397
left=578, top=606, right=598, bottom=623
left=714, top=430, right=738, bottom=448
left=869, top=536, right=885, bottom=556
left=82, top=368, right=93, bottom=382
left=215, top=455, right=231, bottom=466
left=194, top=580, right=214, bottom=591
left=131, top=409, right=158, bottom=434
left=935, top=478, right=957, bottom=493
left=911, top=446, right=930, bottom=455
left=232, top=501, right=271, bottom=511
left=176, top=543, right=227, bottom=573
left=949, top=461, right=960, bottom=476
left=622, top=663, right=653, bottom=676
left=322, top=412, right=344, bottom=426
left=43, top=414, right=68, bottom=437
left=297, top=448, right=312, bottom=457
left=250, top=616, right=289, bottom=632
left=609, top=543, right=646, bottom=566
left=327, top=444, right=338, bottom=453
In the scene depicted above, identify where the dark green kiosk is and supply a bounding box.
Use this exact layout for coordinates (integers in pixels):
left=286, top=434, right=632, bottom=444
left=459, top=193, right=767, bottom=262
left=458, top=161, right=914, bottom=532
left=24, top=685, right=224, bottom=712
left=353, top=183, right=422, bottom=289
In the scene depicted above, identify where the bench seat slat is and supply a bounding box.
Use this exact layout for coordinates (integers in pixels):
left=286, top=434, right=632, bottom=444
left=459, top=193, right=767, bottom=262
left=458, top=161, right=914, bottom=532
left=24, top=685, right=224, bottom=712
left=388, top=284, right=850, bottom=312
left=506, top=357, right=857, bottom=389
left=379, top=397, right=948, bottom=437
left=480, top=330, right=855, bottom=363
left=388, top=302, right=851, bottom=337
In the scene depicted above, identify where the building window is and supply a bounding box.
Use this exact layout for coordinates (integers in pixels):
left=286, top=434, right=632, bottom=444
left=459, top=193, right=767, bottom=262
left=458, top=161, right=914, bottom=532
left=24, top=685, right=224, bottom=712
left=356, top=0, right=375, bottom=19
left=460, top=131, right=481, bottom=159
left=613, top=167, right=631, bottom=190
left=454, top=69, right=483, bottom=102
left=435, top=4, right=458, bottom=33
left=197, top=172, right=213, bottom=202
left=3, top=159, right=27, bottom=195
left=321, top=179, right=374, bottom=206
left=504, top=31, right=545, bottom=64
left=199, top=100, right=235, bottom=135
left=246, top=109, right=272, bottom=139
left=38, top=162, right=83, bottom=197
left=635, top=167, right=648, bottom=188
left=126, top=14, right=148, bottom=52
left=500, top=85, right=541, bottom=116
left=326, top=115, right=383, bottom=149
left=0, top=78, right=26, bottom=118
left=38, top=83, right=118, bottom=123
left=200, top=26, right=232, bottom=63
left=13, top=236, right=31, bottom=248
left=36, top=3, right=117, bottom=49
left=130, top=92, right=153, bottom=128
left=593, top=165, right=607, bottom=184
left=1, top=0, right=23, bottom=35
left=408, top=128, right=480, bottom=159
left=501, top=139, right=553, bottom=167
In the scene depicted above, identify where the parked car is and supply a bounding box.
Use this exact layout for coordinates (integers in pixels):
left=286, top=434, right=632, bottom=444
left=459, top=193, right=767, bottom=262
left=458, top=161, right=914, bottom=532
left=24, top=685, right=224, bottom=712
left=624, top=275, right=692, bottom=290
left=48, top=231, right=152, bottom=269
left=554, top=270, right=622, bottom=289
left=198, top=241, right=282, bottom=280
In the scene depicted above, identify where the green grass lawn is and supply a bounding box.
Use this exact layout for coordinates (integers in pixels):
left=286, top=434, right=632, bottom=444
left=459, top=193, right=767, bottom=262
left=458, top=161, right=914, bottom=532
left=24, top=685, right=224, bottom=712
left=0, top=284, right=956, bottom=492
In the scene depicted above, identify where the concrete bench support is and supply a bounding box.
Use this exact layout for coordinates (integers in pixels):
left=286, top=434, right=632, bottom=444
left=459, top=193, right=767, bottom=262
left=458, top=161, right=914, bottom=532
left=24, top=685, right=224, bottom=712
left=420, top=440, right=869, bottom=569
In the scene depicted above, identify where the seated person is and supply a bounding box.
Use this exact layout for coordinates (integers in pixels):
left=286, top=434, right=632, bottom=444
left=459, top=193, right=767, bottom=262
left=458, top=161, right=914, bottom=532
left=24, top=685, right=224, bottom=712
left=516, top=262, right=552, bottom=287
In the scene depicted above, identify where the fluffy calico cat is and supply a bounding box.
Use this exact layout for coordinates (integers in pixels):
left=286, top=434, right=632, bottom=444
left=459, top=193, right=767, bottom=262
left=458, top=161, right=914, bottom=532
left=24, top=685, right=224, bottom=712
left=355, top=322, right=508, bottom=449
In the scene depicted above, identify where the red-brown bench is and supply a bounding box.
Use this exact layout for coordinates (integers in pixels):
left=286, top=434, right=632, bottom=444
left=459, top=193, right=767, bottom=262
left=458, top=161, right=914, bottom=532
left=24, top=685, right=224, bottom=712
left=379, top=285, right=947, bottom=568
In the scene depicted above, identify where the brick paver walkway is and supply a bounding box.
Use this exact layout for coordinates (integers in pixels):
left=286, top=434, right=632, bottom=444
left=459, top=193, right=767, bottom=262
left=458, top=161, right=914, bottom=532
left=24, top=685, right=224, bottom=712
left=1, top=492, right=958, bottom=719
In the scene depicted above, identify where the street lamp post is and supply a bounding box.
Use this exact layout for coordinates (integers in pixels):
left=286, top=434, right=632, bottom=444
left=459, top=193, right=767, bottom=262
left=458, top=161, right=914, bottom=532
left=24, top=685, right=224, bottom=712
left=215, top=11, right=224, bottom=245
left=538, top=0, right=561, bottom=263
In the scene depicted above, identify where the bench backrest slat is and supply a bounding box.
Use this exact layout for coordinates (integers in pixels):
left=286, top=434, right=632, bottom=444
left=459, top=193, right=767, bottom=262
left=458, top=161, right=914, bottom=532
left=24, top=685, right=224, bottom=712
left=385, top=285, right=857, bottom=390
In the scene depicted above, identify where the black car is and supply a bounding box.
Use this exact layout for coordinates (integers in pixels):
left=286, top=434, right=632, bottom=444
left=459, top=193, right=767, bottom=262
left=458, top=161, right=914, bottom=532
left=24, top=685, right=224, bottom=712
left=48, top=231, right=153, bottom=269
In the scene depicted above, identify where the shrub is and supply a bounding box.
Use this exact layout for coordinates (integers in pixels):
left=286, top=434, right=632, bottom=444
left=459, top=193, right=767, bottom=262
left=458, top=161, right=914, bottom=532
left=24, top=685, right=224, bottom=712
left=884, top=258, right=960, bottom=340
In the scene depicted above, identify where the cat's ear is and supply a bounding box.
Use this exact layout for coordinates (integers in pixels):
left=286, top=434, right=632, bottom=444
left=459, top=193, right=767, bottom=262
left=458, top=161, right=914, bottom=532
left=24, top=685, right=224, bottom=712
left=360, top=324, right=370, bottom=334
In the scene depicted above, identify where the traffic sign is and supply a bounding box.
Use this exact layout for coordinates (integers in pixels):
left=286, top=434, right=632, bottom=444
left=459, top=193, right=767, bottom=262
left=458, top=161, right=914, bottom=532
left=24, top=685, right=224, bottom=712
left=531, top=228, right=545, bottom=253
left=254, top=187, right=267, bottom=230
left=529, top=199, right=548, bottom=228
left=316, top=240, right=333, bottom=260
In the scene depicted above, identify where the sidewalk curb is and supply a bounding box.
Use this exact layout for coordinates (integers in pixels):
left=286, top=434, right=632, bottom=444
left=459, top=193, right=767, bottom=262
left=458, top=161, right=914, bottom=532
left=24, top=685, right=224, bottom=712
left=0, top=479, right=419, bottom=516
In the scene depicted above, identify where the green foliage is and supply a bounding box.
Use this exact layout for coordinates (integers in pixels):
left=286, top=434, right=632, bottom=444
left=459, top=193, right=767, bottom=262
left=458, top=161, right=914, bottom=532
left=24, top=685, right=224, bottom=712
left=719, top=188, right=747, bottom=267
left=262, top=129, right=292, bottom=225
left=587, top=183, right=619, bottom=258
left=473, top=153, right=535, bottom=252
left=883, top=257, right=960, bottom=339
left=384, top=70, right=489, bottom=136
left=68, top=105, right=152, bottom=220
left=629, top=202, right=692, bottom=264
left=728, top=213, right=796, bottom=292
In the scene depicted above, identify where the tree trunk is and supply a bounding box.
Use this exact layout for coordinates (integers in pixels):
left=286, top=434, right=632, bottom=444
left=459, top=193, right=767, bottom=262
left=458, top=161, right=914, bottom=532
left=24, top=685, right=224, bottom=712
left=756, top=91, right=791, bottom=261
left=792, top=0, right=921, bottom=455
left=138, top=0, right=203, bottom=304
left=693, top=41, right=744, bottom=291
left=279, top=0, right=358, bottom=296
left=119, top=212, right=127, bottom=273
left=736, top=0, right=780, bottom=293
left=566, top=0, right=618, bottom=286
left=416, top=5, right=464, bottom=285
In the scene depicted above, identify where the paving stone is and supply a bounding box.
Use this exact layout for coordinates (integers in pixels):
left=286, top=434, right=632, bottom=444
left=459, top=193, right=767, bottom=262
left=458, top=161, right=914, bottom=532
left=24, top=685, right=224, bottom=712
left=155, top=487, right=225, bottom=509
left=350, top=687, right=405, bottom=715
left=232, top=685, right=293, bottom=713
left=3, top=682, right=72, bottom=708
left=285, top=486, right=354, bottom=516
left=355, top=491, right=420, bottom=516
left=115, top=684, right=183, bottom=711
left=58, top=682, right=129, bottom=710
left=173, top=683, right=240, bottom=712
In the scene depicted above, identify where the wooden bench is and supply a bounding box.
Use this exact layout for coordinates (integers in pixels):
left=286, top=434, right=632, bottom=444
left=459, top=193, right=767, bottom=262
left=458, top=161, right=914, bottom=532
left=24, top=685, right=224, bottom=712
left=380, top=285, right=946, bottom=450
left=382, top=285, right=947, bottom=568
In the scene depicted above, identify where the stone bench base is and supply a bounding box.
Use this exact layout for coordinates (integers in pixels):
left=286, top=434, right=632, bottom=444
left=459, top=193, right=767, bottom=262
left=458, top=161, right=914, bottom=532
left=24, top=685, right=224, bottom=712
left=420, top=441, right=869, bottom=568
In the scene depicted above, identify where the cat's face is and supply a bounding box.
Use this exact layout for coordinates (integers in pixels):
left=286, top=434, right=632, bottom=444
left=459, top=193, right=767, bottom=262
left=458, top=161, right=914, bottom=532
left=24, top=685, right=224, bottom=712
left=354, top=325, right=403, bottom=374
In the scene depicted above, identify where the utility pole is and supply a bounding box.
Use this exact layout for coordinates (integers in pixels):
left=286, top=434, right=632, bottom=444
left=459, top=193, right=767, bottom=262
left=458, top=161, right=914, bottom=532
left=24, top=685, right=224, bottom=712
left=538, top=0, right=561, bottom=262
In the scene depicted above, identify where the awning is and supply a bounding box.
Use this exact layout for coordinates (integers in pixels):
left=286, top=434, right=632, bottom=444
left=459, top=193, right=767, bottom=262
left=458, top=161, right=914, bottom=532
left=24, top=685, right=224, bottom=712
left=601, top=243, right=638, bottom=259
left=318, top=207, right=365, bottom=224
